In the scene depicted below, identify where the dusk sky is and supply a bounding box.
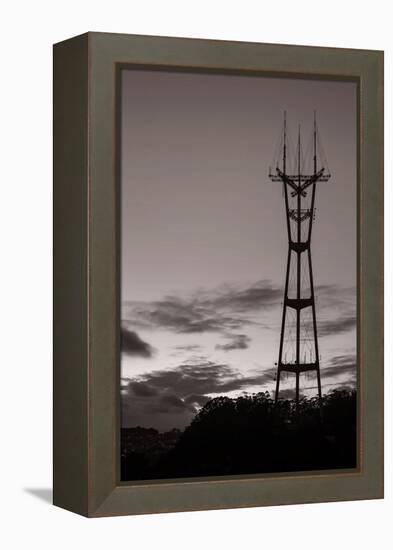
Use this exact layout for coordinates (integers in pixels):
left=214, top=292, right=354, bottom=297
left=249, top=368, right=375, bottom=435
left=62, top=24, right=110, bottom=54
left=120, top=69, right=357, bottom=431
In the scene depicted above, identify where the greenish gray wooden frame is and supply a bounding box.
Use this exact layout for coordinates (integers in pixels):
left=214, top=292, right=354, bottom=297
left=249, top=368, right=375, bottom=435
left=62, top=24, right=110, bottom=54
left=53, top=32, right=383, bottom=517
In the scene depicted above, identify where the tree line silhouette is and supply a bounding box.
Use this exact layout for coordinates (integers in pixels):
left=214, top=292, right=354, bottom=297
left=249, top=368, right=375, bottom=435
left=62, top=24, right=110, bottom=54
left=121, top=389, right=357, bottom=481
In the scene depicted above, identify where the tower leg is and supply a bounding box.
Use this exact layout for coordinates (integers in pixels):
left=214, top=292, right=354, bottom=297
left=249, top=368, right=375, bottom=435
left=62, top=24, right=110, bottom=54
left=316, top=367, right=323, bottom=420
left=307, top=245, right=322, bottom=410
left=275, top=370, right=281, bottom=403
left=295, top=372, right=300, bottom=413
left=316, top=368, right=322, bottom=400
left=275, top=248, right=291, bottom=405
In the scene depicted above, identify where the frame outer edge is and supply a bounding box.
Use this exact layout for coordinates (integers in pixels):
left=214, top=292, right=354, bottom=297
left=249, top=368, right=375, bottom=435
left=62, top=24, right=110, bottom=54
left=53, top=33, right=90, bottom=516
left=357, top=50, right=384, bottom=500
left=84, top=33, right=384, bottom=516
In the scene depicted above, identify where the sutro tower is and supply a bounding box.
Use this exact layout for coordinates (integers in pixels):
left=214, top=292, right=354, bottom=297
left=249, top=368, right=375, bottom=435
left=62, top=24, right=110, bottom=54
left=269, top=112, right=331, bottom=408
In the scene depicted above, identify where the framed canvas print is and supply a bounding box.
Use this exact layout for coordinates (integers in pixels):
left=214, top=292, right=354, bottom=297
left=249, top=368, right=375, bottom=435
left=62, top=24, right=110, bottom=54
left=53, top=32, right=383, bottom=517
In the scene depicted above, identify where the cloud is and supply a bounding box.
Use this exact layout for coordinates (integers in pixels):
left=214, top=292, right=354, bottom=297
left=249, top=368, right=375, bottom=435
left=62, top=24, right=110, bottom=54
left=184, top=394, right=211, bottom=408
left=125, top=296, right=246, bottom=334
left=209, top=280, right=282, bottom=312
left=321, top=354, right=357, bottom=380
left=121, top=359, right=275, bottom=430
left=170, top=344, right=203, bottom=357
left=122, top=282, right=356, bottom=342
left=312, top=285, right=356, bottom=339
left=122, top=390, right=196, bottom=432
left=159, top=394, right=190, bottom=410
left=120, top=328, right=154, bottom=358
left=136, top=360, right=272, bottom=395
left=216, top=333, right=251, bottom=351
left=318, top=315, right=356, bottom=337
left=128, top=381, right=159, bottom=397
left=315, top=285, right=356, bottom=309
left=173, top=344, right=202, bottom=352
left=329, top=355, right=357, bottom=368
left=122, top=279, right=282, bottom=335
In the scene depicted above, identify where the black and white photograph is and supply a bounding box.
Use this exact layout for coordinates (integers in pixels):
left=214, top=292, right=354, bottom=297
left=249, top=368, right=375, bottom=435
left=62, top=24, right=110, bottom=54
left=119, top=69, right=358, bottom=481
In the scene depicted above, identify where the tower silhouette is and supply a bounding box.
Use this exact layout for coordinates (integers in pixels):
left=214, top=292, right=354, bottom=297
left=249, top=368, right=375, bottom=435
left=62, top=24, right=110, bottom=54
left=269, top=112, right=331, bottom=408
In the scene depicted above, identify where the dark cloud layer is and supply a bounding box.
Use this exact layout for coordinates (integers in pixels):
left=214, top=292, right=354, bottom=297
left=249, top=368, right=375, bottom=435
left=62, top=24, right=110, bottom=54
left=318, top=315, right=356, bottom=337
left=173, top=344, right=202, bottom=352
left=121, top=328, right=154, bottom=358
left=322, top=354, right=357, bottom=380
left=210, top=281, right=282, bottom=312
left=132, top=360, right=270, bottom=397
left=121, top=359, right=275, bottom=430
left=123, top=280, right=281, bottom=335
left=127, top=296, right=245, bottom=334
left=316, top=285, right=356, bottom=309
left=123, top=282, right=356, bottom=338
left=216, top=333, right=251, bottom=351
left=121, top=351, right=357, bottom=430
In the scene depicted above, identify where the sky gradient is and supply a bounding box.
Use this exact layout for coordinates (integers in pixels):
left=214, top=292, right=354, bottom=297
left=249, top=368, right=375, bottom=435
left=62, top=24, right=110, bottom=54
left=120, top=69, right=357, bottom=431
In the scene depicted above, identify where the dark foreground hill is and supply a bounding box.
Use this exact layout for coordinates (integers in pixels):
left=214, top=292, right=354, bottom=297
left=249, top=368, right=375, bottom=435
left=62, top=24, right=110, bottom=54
left=121, top=389, right=357, bottom=481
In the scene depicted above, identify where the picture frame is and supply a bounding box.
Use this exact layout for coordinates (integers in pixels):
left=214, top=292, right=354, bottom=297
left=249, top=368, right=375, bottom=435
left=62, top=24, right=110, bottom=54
left=53, top=32, right=383, bottom=517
